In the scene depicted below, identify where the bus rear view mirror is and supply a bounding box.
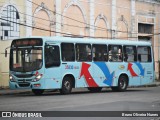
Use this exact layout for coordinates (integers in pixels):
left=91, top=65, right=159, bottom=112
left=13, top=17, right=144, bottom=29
left=5, top=49, right=7, bottom=57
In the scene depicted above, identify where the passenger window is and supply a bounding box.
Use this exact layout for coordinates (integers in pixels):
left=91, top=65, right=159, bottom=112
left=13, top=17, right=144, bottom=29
left=92, top=44, right=107, bottom=61
left=61, top=43, right=75, bottom=61
left=137, top=46, right=152, bottom=62
left=108, top=45, right=122, bottom=62
left=45, top=45, right=60, bottom=68
left=76, top=44, right=92, bottom=61
left=123, top=46, right=137, bottom=62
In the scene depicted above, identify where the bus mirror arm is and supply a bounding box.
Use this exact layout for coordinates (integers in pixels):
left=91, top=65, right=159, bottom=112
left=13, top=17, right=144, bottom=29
left=5, top=49, right=7, bottom=57
left=5, top=46, right=10, bottom=57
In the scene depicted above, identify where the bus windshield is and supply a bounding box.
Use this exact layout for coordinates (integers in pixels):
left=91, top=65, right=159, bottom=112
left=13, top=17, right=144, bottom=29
left=10, top=47, right=42, bottom=72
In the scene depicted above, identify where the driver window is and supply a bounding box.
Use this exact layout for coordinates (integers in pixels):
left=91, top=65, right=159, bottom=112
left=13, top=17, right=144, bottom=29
left=45, top=45, right=60, bottom=68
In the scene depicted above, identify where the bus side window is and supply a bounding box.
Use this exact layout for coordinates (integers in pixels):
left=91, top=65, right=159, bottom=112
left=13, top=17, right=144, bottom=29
left=45, top=45, right=60, bottom=68
left=108, top=45, right=122, bottom=62
left=76, top=44, right=92, bottom=62
left=137, top=46, right=152, bottom=62
left=92, top=44, right=108, bottom=62
left=61, top=43, right=75, bottom=61
left=123, top=46, right=137, bottom=62
left=138, top=54, right=141, bottom=61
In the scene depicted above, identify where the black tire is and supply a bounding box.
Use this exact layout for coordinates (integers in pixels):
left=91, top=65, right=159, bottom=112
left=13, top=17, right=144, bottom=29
left=111, top=75, right=128, bottom=92
left=32, top=89, right=44, bottom=95
left=60, top=77, right=72, bottom=95
left=88, top=87, right=102, bottom=92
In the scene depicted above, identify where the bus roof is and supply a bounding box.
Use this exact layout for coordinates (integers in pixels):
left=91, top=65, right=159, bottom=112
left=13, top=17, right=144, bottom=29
left=15, top=36, right=152, bottom=46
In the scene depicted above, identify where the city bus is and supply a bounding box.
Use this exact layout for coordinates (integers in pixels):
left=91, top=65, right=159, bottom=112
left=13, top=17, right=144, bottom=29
left=8, top=36, right=154, bottom=95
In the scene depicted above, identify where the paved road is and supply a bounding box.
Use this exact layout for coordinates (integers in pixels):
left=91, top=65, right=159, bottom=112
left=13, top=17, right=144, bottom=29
left=0, top=86, right=160, bottom=120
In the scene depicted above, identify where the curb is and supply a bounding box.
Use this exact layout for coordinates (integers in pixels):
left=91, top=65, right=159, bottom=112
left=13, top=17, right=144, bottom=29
left=144, top=83, right=160, bottom=87
left=0, top=90, right=31, bottom=95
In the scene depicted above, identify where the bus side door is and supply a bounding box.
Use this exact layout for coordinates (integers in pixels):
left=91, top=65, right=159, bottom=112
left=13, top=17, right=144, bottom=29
left=44, top=44, right=62, bottom=89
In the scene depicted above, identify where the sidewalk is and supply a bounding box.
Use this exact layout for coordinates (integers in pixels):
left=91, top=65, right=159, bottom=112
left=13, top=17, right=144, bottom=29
left=0, top=81, right=160, bottom=95
left=0, top=89, right=31, bottom=95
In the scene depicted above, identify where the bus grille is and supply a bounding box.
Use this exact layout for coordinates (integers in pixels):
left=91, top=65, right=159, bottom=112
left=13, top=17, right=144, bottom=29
left=15, top=74, right=34, bottom=78
left=18, top=79, right=32, bottom=87
left=18, top=79, right=32, bottom=82
left=18, top=83, right=30, bottom=87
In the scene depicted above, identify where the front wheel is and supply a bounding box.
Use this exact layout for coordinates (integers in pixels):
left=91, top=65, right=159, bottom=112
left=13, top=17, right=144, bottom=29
left=32, top=89, right=44, bottom=95
left=111, top=75, right=128, bottom=92
left=60, top=77, right=72, bottom=95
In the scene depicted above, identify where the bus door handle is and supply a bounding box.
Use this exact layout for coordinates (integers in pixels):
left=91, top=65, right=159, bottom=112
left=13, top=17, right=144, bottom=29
left=62, top=63, right=67, bottom=64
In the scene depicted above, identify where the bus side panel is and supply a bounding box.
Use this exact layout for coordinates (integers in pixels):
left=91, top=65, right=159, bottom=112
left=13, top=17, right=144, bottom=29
left=93, top=62, right=111, bottom=87
left=93, top=62, right=118, bottom=87
left=43, top=67, right=62, bottom=89
left=140, top=62, right=154, bottom=85
left=127, top=62, right=141, bottom=86
left=108, top=62, right=142, bottom=86
left=61, top=62, right=88, bottom=88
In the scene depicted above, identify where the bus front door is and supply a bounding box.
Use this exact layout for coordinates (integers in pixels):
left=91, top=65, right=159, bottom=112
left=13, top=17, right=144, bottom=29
left=44, top=44, right=61, bottom=89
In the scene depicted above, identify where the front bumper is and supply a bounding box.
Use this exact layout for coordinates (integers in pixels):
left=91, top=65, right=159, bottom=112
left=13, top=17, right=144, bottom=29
left=9, top=81, right=43, bottom=89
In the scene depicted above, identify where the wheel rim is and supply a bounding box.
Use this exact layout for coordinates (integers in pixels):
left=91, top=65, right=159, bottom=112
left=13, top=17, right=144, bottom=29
left=64, top=81, right=71, bottom=90
left=119, top=78, right=126, bottom=89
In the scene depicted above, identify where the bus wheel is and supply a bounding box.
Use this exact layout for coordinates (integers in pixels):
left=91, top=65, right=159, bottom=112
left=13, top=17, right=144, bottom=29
left=111, top=75, right=128, bottom=92
left=88, top=87, right=102, bottom=92
left=32, top=89, right=44, bottom=95
left=60, top=77, right=72, bottom=95
left=118, top=75, right=128, bottom=91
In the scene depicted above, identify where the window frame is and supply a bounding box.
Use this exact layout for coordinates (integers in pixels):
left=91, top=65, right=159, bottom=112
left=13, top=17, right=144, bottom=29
left=123, top=45, right=137, bottom=62
left=75, top=43, right=92, bottom=62
left=108, top=45, right=123, bottom=62
left=92, top=44, right=108, bottom=62
left=1, top=5, right=20, bottom=40
left=61, top=43, right=75, bottom=62
left=137, top=46, right=152, bottom=63
left=45, top=45, right=61, bottom=68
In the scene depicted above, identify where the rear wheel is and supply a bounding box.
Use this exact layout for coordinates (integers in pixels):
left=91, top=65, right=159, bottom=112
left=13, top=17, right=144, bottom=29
left=111, top=75, right=128, bottom=92
left=88, top=87, right=102, bottom=92
left=60, top=77, right=72, bottom=95
left=32, top=89, right=44, bottom=95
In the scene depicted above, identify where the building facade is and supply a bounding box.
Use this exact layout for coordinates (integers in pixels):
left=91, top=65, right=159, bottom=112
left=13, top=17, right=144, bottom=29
left=0, top=0, right=160, bottom=87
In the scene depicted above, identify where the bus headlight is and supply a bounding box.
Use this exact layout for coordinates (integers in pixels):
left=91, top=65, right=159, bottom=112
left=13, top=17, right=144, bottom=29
left=9, top=75, right=16, bottom=82
left=32, top=74, right=43, bottom=82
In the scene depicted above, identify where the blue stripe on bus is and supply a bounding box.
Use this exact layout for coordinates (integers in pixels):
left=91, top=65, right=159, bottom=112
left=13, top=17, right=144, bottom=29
left=94, top=62, right=114, bottom=86
left=134, top=62, right=145, bottom=76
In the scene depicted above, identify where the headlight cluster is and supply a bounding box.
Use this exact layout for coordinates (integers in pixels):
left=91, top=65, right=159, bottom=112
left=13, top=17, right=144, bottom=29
left=32, top=74, right=43, bottom=82
left=9, top=75, right=16, bottom=82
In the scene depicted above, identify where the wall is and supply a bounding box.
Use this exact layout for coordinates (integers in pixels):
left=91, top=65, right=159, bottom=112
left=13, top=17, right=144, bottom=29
left=0, top=0, right=27, bottom=87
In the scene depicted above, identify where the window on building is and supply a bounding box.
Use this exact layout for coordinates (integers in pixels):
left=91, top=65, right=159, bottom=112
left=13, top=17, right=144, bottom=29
left=138, top=23, right=153, bottom=34
left=108, top=45, right=122, bottom=62
left=76, top=44, right=92, bottom=61
left=138, top=36, right=152, bottom=42
left=0, top=5, right=20, bottom=40
left=92, top=44, right=108, bottom=61
left=123, top=46, right=137, bottom=62
left=137, top=46, right=152, bottom=62
left=61, top=43, right=75, bottom=61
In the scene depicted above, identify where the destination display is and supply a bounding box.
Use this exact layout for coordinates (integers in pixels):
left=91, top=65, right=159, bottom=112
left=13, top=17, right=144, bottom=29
left=11, top=38, right=43, bottom=47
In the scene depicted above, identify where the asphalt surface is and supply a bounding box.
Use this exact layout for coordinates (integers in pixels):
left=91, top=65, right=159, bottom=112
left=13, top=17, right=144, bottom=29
left=0, top=86, right=160, bottom=120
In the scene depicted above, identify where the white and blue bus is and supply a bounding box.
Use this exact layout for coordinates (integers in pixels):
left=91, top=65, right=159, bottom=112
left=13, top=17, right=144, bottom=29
left=8, top=37, right=154, bottom=95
